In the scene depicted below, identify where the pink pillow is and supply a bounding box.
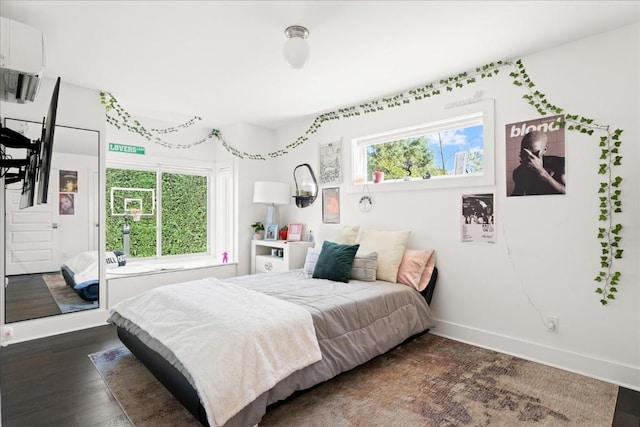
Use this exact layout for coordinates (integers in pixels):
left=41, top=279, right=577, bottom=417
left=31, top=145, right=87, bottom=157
left=397, top=249, right=436, bottom=291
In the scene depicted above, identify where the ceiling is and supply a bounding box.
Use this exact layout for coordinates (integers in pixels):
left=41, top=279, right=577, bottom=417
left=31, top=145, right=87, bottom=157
left=1, top=1, right=639, bottom=130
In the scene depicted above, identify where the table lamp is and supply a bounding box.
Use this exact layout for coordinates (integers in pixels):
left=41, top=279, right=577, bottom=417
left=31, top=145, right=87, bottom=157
left=253, top=181, right=290, bottom=226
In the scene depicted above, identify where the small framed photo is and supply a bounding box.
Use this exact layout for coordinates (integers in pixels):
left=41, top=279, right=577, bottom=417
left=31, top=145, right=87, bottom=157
left=265, top=224, right=278, bottom=241
left=322, top=187, right=340, bottom=224
left=288, top=223, right=303, bottom=241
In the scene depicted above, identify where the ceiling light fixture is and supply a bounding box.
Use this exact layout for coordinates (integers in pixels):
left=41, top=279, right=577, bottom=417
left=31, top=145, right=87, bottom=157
left=283, top=25, right=310, bottom=69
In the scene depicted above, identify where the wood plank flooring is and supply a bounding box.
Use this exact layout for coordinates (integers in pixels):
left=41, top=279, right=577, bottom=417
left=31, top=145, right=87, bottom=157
left=4, top=274, right=62, bottom=323
left=1, top=325, right=129, bottom=427
left=0, top=324, right=638, bottom=427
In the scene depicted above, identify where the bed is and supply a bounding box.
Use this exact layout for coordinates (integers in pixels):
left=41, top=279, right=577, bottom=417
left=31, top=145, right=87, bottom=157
left=61, top=250, right=126, bottom=301
left=109, top=263, right=438, bottom=427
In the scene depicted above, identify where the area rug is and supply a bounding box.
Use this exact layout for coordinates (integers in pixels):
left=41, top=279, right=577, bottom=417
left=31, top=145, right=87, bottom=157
left=42, top=273, right=98, bottom=313
left=89, top=334, right=618, bottom=427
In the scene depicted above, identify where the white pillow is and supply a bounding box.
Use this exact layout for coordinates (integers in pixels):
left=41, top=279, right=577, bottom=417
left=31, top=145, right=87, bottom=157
left=356, top=229, right=411, bottom=283
left=303, top=247, right=321, bottom=277
left=318, top=225, right=360, bottom=245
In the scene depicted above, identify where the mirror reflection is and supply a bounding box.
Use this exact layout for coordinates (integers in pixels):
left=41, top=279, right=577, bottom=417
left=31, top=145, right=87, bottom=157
left=3, top=119, right=100, bottom=323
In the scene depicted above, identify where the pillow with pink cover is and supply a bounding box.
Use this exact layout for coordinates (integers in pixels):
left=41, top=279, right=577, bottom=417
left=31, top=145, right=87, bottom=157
left=396, top=249, right=436, bottom=291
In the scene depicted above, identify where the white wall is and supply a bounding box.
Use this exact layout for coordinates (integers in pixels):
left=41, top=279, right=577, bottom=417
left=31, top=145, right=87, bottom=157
left=265, top=24, right=640, bottom=390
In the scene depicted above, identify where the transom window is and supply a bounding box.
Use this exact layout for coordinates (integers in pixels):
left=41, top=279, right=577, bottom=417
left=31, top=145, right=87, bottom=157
left=351, top=100, right=494, bottom=191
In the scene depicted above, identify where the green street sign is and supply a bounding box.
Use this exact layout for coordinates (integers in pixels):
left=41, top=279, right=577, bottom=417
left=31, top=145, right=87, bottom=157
left=109, top=143, right=145, bottom=155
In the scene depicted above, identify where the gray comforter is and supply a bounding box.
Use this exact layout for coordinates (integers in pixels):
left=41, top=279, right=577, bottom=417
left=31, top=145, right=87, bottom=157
left=109, top=270, right=435, bottom=426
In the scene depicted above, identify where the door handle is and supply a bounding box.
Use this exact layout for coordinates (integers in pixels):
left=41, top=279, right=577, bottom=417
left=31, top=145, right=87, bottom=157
left=52, top=223, right=59, bottom=229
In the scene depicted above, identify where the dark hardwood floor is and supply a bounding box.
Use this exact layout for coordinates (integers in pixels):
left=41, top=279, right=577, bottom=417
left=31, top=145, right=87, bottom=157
left=1, top=325, right=130, bottom=427
left=0, top=324, right=638, bottom=426
left=5, top=274, right=62, bottom=323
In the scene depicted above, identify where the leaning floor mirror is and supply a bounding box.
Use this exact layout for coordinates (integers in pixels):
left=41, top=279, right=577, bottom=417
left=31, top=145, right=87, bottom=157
left=3, top=118, right=100, bottom=323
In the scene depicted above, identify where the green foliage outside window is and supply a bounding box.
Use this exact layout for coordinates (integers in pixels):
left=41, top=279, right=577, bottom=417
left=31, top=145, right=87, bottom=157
left=367, top=137, right=439, bottom=180
left=106, top=169, right=157, bottom=257
left=161, top=173, right=207, bottom=255
left=366, top=126, right=484, bottom=179
left=106, top=168, right=208, bottom=258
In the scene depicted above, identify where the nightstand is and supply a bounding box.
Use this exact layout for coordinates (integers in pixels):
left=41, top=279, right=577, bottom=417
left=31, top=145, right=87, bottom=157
left=251, top=240, right=314, bottom=274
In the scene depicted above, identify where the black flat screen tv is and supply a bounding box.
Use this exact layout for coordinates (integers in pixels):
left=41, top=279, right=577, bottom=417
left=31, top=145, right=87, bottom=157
left=18, top=148, right=39, bottom=209
left=36, top=77, right=61, bottom=205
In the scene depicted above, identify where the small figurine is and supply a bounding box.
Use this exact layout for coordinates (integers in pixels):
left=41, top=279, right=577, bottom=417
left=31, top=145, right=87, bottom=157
left=222, top=251, right=228, bottom=263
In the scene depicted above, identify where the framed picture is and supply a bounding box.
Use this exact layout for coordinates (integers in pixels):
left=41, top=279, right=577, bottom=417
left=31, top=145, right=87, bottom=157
left=59, top=170, right=78, bottom=193
left=288, top=223, right=303, bottom=241
left=265, top=224, right=278, bottom=241
left=322, top=187, right=340, bottom=224
left=319, top=140, right=342, bottom=185
left=59, top=193, right=75, bottom=215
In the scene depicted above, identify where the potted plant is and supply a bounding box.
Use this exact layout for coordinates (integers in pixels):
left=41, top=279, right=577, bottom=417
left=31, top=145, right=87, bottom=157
left=251, top=221, right=265, bottom=240
left=279, top=225, right=288, bottom=240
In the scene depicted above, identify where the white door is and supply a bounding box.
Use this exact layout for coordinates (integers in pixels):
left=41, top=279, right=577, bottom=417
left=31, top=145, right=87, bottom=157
left=5, top=173, right=60, bottom=275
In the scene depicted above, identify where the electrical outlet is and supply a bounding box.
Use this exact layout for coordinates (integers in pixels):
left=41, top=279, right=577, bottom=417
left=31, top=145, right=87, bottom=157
left=544, top=316, right=559, bottom=333
left=1, top=326, right=14, bottom=345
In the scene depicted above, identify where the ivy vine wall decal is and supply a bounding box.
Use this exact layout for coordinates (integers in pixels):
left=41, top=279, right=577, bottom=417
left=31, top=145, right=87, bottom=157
left=100, top=59, right=624, bottom=305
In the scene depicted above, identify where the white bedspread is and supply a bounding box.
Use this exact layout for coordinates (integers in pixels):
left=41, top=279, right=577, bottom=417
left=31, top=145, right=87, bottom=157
left=109, top=278, right=322, bottom=427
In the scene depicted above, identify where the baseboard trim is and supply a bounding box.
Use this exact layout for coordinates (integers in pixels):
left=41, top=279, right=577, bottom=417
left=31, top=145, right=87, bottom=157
left=431, top=319, right=640, bottom=392
left=3, top=308, right=110, bottom=345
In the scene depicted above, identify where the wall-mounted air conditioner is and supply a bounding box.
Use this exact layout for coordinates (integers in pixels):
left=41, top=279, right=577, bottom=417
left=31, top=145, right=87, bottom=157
left=0, top=16, right=46, bottom=103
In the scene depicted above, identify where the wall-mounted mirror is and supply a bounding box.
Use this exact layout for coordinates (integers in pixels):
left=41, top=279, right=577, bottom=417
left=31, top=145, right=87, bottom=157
left=3, top=118, right=100, bottom=323
left=293, top=163, right=318, bottom=208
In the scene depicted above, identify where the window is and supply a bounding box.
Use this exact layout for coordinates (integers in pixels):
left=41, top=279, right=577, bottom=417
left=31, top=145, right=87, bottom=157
left=105, top=160, right=233, bottom=261
left=351, top=100, right=494, bottom=192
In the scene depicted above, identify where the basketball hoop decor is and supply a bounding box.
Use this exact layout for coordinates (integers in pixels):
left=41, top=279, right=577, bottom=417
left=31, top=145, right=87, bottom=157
left=128, top=208, right=142, bottom=222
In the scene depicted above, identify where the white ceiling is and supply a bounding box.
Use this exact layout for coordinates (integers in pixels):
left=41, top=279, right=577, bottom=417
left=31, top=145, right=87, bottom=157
left=1, top=1, right=639, bottom=130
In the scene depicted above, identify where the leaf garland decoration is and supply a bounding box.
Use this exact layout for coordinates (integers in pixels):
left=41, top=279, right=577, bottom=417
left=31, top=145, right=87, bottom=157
left=100, top=58, right=624, bottom=305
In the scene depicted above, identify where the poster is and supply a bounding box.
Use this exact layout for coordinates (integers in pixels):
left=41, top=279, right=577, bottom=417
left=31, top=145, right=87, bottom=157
left=505, top=115, right=565, bottom=196
left=322, top=187, right=340, bottom=224
left=461, top=193, right=494, bottom=243
left=319, top=140, right=342, bottom=185
left=59, top=193, right=75, bottom=215
left=59, top=170, right=78, bottom=193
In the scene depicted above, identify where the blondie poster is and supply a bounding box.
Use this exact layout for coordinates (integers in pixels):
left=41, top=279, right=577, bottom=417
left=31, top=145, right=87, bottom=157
left=462, top=193, right=495, bottom=244
left=505, top=115, right=566, bottom=197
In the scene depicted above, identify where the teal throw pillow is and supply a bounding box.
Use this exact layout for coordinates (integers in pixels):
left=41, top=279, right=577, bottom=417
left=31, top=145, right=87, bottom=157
left=312, top=241, right=360, bottom=283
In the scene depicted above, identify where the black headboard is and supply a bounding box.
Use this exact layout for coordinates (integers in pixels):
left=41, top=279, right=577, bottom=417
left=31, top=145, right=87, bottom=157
left=419, top=267, right=438, bottom=305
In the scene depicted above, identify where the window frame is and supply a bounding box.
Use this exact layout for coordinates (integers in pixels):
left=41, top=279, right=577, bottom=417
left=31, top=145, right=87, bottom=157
left=106, top=157, right=233, bottom=263
left=349, top=99, right=495, bottom=194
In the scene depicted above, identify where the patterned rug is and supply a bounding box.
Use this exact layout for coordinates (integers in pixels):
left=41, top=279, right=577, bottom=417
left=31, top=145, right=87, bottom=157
left=89, top=334, right=618, bottom=427
left=42, top=273, right=98, bottom=313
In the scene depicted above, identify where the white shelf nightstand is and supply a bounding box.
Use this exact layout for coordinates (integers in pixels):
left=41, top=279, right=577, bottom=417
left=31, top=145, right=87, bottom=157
left=251, top=240, right=314, bottom=274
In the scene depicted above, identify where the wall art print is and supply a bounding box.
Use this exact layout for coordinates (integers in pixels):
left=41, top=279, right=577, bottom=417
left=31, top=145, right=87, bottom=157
left=319, top=140, right=342, bottom=185
left=505, top=115, right=566, bottom=197
left=322, top=187, right=340, bottom=224
left=461, top=193, right=495, bottom=244
left=59, top=170, right=78, bottom=193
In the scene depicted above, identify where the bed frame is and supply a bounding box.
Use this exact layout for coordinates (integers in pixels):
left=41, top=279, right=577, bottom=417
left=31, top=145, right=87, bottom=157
left=116, top=267, right=438, bottom=426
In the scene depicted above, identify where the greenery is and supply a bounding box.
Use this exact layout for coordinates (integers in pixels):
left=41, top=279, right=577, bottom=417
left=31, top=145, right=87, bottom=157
left=106, top=168, right=207, bottom=257
left=251, top=222, right=264, bottom=233
left=508, top=59, right=623, bottom=305
left=368, top=137, right=437, bottom=180
left=101, top=58, right=624, bottom=305
left=161, top=173, right=207, bottom=255
left=105, top=169, right=157, bottom=257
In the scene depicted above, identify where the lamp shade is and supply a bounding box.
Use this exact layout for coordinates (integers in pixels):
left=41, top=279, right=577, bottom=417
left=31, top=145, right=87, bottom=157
left=283, top=37, right=309, bottom=69
left=253, top=181, right=290, bottom=205
left=283, top=25, right=310, bottom=69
